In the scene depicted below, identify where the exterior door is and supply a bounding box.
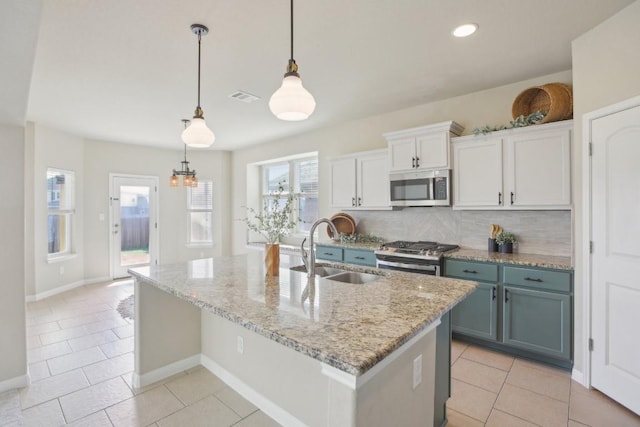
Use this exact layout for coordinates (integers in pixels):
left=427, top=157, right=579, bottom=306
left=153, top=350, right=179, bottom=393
left=110, top=175, right=158, bottom=278
left=590, top=102, right=640, bottom=415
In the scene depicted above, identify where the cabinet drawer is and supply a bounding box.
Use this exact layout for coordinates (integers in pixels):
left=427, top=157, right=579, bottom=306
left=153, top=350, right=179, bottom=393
left=315, top=245, right=343, bottom=262
left=445, top=259, right=498, bottom=282
left=344, top=248, right=377, bottom=266
left=503, top=266, right=571, bottom=293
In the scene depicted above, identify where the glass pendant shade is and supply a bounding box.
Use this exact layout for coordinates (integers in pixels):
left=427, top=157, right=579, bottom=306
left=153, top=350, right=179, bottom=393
left=170, top=174, right=179, bottom=187
left=269, top=75, right=316, bottom=121
left=181, top=117, right=215, bottom=148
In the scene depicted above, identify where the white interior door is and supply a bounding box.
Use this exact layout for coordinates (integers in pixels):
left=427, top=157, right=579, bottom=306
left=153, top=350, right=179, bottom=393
left=110, top=175, right=158, bottom=278
left=590, top=103, right=640, bottom=415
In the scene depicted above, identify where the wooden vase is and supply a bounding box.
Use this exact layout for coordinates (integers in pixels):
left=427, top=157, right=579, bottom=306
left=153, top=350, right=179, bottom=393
left=265, top=243, right=280, bottom=277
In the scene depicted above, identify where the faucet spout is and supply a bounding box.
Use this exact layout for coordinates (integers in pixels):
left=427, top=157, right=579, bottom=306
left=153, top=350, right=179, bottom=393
left=306, top=218, right=338, bottom=278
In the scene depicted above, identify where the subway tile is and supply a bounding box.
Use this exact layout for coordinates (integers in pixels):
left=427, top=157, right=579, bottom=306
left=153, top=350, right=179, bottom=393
left=20, top=369, right=89, bottom=409
left=494, top=383, right=568, bottom=427
left=59, top=376, right=133, bottom=422
left=452, top=357, right=508, bottom=393
left=83, top=352, right=134, bottom=385
left=47, top=346, right=106, bottom=376
left=106, top=385, right=184, bottom=427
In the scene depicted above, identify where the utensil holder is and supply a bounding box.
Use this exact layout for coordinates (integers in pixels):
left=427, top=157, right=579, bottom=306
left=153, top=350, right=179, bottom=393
left=488, top=238, right=498, bottom=252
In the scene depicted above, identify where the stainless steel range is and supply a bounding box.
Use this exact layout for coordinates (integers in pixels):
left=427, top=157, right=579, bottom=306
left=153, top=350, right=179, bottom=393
left=375, top=241, right=459, bottom=276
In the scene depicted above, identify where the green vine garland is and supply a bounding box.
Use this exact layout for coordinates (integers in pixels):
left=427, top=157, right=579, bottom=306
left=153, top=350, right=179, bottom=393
left=472, top=111, right=547, bottom=136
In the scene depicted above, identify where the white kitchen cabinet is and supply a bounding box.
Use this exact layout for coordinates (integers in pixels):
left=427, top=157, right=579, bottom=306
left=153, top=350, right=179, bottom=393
left=330, top=149, right=391, bottom=210
left=452, top=120, right=572, bottom=210
left=385, top=121, right=464, bottom=172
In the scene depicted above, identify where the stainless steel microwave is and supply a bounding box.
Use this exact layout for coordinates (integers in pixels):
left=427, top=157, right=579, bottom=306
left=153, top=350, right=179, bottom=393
left=389, top=169, right=451, bottom=207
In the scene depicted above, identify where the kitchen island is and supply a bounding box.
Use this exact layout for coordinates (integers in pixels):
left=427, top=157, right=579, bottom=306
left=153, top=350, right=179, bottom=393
left=129, top=252, right=477, bottom=427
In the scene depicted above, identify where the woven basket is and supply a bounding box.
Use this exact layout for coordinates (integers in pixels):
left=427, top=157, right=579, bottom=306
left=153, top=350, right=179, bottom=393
left=512, top=83, right=573, bottom=123
left=326, top=213, right=356, bottom=239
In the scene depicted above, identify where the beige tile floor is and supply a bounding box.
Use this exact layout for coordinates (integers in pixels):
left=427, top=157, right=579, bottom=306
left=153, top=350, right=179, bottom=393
left=2, top=279, right=639, bottom=426
left=448, top=340, right=640, bottom=427
left=1, top=279, right=280, bottom=426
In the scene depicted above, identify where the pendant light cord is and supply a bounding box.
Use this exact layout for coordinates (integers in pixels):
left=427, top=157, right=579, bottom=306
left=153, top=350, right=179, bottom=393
left=290, top=0, right=294, bottom=61
left=197, top=32, right=202, bottom=109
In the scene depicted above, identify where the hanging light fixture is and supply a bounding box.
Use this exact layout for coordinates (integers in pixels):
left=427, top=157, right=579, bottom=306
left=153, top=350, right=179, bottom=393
left=269, top=0, right=316, bottom=121
left=182, top=24, right=215, bottom=148
left=171, top=120, right=198, bottom=187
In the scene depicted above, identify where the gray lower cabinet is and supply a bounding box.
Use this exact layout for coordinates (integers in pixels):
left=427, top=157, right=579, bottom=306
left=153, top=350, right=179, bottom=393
left=450, top=282, right=498, bottom=341
left=316, top=244, right=377, bottom=267
left=444, top=258, right=573, bottom=367
left=503, top=286, right=571, bottom=360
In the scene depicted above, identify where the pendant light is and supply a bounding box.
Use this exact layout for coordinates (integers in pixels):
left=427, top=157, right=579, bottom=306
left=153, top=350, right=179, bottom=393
left=171, top=120, right=198, bottom=187
left=269, top=0, right=316, bottom=121
left=182, top=24, right=215, bottom=148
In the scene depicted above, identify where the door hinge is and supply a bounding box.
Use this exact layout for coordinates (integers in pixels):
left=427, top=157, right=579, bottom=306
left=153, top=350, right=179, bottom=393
left=589, top=142, right=593, bottom=156
left=155, top=222, right=158, bottom=229
left=590, top=241, right=594, bottom=254
left=589, top=338, right=594, bottom=351
left=155, top=185, right=158, bottom=192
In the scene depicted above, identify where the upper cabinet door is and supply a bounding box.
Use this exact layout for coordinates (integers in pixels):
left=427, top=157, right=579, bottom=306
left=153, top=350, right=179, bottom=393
left=505, top=127, right=571, bottom=208
left=416, top=132, right=449, bottom=169
left=388, top=137, right=416, bottom=172
left=452, top=137, right=503, bottom=208
left=330, top=157, right=357, bottom=209
left=358, top=151, right=390, bottom=209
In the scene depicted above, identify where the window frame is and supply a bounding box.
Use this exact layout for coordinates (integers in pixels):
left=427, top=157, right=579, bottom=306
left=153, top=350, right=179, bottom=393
left=260, top=155, right=319, bottom=239
left=186, top=178, right=214, bottom=247
left=46, top=167, right=76, bottom=261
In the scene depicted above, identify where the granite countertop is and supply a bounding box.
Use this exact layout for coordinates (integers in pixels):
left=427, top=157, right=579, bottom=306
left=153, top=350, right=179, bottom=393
left=130, top=252, right=477, bottom=376
left=445, top=248, right=573, bottom=271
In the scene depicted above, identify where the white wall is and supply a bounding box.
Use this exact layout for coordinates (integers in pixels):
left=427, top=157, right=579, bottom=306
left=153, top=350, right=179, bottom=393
left=28, top=123, right=85, bottom=297
left=571, top=0, right=640, bottom=379
left=0, top=124, right=27, bottom=388
left=82, top=138, right=232, bottom=281
left=230, top=69, right=573, bottom=255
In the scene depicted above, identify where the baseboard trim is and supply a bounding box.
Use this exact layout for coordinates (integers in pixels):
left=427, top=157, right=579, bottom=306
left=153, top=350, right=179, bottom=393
left=0, top=374, right=29, bottom=394
left=571, top=368, right=586, bottom=386
left=132, top=354, right=200, bottom=389
left=200, top=354, right=305, bottom=427
left=25, top=276, right=112, bottom=302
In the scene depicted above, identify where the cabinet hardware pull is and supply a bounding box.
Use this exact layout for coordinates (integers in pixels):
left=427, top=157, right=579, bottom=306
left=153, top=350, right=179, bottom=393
left=358, top=197, right=362, bottom=206
left=510, top=192, right=514, bottom=205
left=492, top=286, right=497, bottom=300
left=352, top=197, right=356, bottom=207
left=415, top=156, right=420, bottom=168
left=355, top=256, right=365, bottom=260
left=524, top=277, right=543, bottom=282
left=462, top=269, right=478, bottom=274
left=505, top=289, right=509, bottom=302
left=412, top=157, right=416, bottom=168
left=498, top=192, right=502, bottom=205
left=324, top=252, right=333, bottom=256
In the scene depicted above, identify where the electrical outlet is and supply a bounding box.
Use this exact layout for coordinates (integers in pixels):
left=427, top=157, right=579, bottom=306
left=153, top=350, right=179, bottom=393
left=413, top=354, right=422, bottom=389
left=237, top=336, right=244, bottom=354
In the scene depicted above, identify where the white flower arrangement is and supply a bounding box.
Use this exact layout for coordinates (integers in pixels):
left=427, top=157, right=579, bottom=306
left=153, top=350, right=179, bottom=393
left=242, top=183, right=296, bottom=244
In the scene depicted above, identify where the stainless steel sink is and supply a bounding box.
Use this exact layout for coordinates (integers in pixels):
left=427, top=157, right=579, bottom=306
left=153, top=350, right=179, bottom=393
left=290, top=265, right=345, bottom=277
left=324, top=271, right=381, bottom=284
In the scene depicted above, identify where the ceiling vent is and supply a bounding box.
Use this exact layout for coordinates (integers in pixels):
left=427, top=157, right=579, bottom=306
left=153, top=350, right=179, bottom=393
left=228, top=90, right=261, bottom=103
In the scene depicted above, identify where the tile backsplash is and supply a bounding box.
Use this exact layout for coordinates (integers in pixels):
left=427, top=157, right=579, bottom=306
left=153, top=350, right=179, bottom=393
left=347, top=208, right=572, bottom=257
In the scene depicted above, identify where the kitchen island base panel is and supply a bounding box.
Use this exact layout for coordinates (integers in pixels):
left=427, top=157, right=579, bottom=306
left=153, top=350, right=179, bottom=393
left=200, top=309, right=437, bottom=427
left=133, top=280, right=201, bottom=388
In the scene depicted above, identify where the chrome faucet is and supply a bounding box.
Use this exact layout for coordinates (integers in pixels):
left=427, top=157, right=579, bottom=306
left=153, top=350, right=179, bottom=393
left=301, top=218, right=338, bottom=278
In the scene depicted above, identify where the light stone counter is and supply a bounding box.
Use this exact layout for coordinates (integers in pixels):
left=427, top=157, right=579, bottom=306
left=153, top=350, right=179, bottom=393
left=129, top=252, right=476, bottom=376
left=314, top=240, right=382, bottom=250
left=445, top=248, right=573, bottom=270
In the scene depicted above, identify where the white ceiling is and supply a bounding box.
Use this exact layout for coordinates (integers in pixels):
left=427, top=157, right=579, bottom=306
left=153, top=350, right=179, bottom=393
left=1, top=0, right=634, bottom=151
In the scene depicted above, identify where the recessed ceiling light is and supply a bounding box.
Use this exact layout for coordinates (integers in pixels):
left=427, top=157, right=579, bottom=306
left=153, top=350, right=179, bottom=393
left=452, top=23, right=478, bottom=38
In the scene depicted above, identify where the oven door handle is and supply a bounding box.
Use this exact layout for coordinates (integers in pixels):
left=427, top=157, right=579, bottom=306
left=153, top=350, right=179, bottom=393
left=376, top=259, right=440, bottom=273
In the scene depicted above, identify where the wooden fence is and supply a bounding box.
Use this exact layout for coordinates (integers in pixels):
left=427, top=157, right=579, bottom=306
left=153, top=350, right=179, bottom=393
left=121, top=217, right=149, bottom=250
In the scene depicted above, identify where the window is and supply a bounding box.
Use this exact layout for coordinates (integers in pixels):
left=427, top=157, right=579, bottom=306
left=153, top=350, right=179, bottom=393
left=47, top=168, right=75, bottom=258
left=261, top=155, right=318, bottom=236
left=187, top=180, right=213, bottom=245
